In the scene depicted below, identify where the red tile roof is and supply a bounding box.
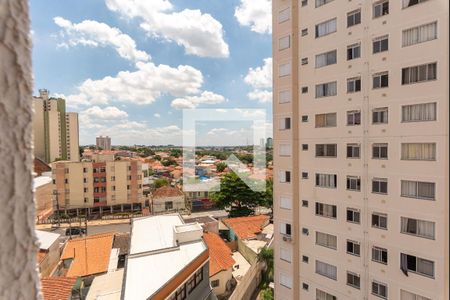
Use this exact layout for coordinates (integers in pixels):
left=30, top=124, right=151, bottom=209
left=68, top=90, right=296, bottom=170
left=223, top=215, right=270, bottom=239
left=41, top=277, right=77, bottom=300
left=203, top=232, right=235, bottom=276
left=152, top=186, right=183, bottom=199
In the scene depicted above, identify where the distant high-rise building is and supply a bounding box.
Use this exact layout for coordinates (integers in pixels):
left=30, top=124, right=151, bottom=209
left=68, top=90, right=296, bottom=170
left=266, top=137, right=273, bottom=149
left=96, top=135, right=111, bottom=150
left=272, top=1, right=449, bottom=300
left=32, top=89, right=79, bottom=163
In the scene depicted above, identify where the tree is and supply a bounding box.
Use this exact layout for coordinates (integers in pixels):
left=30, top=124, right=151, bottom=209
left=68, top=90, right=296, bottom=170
left=153, top=155, right=162, bottom=161
left=215, top=162, right=227, bottom=172
left=154, top=178, right=169, bottom=188
left=161, top=159, right=178, bottom=166
left=258, top=247, right=274, bottom=284
left=170, top=149, right=182, bottom=158
left=260, top=287, right=274, bottom=300
left=211, top=172, right=268, bottom=217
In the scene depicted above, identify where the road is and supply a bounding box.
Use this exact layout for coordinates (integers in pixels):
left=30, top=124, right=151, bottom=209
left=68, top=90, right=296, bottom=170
left=40, top=223, right=130, bottom=237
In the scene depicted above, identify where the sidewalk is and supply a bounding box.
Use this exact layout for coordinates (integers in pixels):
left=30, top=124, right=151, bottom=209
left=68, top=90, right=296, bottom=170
left=35, top=218, right=131, bottom=230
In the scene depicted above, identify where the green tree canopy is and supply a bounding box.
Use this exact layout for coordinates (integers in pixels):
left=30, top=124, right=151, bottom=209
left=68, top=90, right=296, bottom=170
left=215, top=162, right=227, bottom=172
left=154, top=177, right=169, bottom=189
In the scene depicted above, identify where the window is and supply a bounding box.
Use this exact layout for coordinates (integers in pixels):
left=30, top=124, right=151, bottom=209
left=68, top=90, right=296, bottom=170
left=280, top=196, right=292, bottom=210
left=279, top=117, right=291, bottom=130
left=315, top=113, right=337, bottom=128
left=316, top=289, right=337, bottom=300
left=302, top=200, right=309, bottom=207
left=279, top=90, right=291, bottom=104
left=347, top=10, right=361, bottom=27
left=347, top=208, right=361, bottom=224
left=372, top=178, right=388, bottom=194
left=280, top=273, right=293, bottom=289
left=347, top=144, right=360, bottom=158
left=315, top=0, right=333, bottom=8
left=372, top=143, right=388, bottom=159
left=403, top=22, right=437, bottom=47
left=280, top=223, right=292, bottom=236
left=279, top=36, right=290, bottom=50
left=315, top=18, right=337, bottom=38
left=401, top=217, right=435, bottom=239
left=373, top=107, right=388, bottom=124
left=279, top=62, right=291, bottom=77
left=302, top=255, right=309, bottom=263
left=373, top=72, right=389, bottom=88
left=347, top=110, right=361, bottom=126
left=347, top=240, right=360, bottom=256
left=316, top=260, right=337, bottom=280
left=302, top=115, right=309, bottom=122
left=302, top=144, right=309, bottom=151
left=279, top=171, right=291, bottom=183
left=347, top=272, right=360, bottom=289
left=301, top=28, right=308, bottom=36
left=347, top=176, right=361, bottom=191
left=373, top=35, right=389, bottom=53
left=83, top=187, right=88, bottom=193
left=301, top=86, right=308, bottom=93
left=64, top=179, right=68, bottom=184
left=301, top=0, right=308, bottom=6
left=315, top=202, right=337, bottom=219
left=111, top=176, right=115, bottom=181
left=278, top=7, right=290, bottom=23
left=372, top=246, right=388, bottom=264
left=83, top=178, right=87, bottom=183
left=372, top=213, right=388, bottom=229
left=211, top=279, right=220, bottom=288
left=316, top=232, right=337, bottom=249
left=402, top=63, right=437, bottom=84
left=301, top=58, right=309, bottom=65
left=372, top=281, right=388, bottom=299
left=83, top=167, right=87, bottom=173
left=169, top=284, right=187, bottom=300
left=400, top=289, right=432, bottom=300
left=315, top=173, right=337, bottom=188
left=401, top=180, right=435, bottom=200
left=347, top=43, right=361, bottom=60
left=373, top=0, right=389, bottom=18
left=401, top=253, right=434, bottom=278
left=165, top=201, right=173, bottom=210
left=402, top=102, right=436, bottom=122
left=302, top=283, right=309, bottom=290
left=280, top=247, right=292, bottom=262
left=315, top=81, right=337, bottom=98
left=401, top=143, right=436, bottom=160
left=403, top=0, right=429, bottom=9
left=302, top=172, right=309, bottom=179
left=315, top=50, right=337, bottom=68
left=347, top=77, right=361, bottom=93
left=315, top=144, right=337, bottom=157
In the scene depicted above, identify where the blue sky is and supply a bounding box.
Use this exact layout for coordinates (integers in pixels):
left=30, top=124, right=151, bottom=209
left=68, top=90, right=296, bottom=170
left=30, top=0, right=272, bottom=146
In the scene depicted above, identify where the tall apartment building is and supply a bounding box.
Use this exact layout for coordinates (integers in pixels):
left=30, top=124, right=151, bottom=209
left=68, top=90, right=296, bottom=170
left=96, top=135, right=111, bottom=150
left=272, top=1, right=448, bottom=300
left=52, top=153, right=144, bottom=215
left=32, top=89, right=80, bottom=163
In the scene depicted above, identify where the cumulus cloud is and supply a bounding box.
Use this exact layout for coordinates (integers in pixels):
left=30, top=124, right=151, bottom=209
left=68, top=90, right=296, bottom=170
left=62, top=61, right=204, bottom=107
left=235, top=0, right=272, bottom=34
left=171, top=91, right=226, bottom=109
left=54, top=17, right=150, bottom=63
left=105, top=0, right=229, bottom=58
left=82, top=106, right=128, bottom=120
left=244, top=58, right=272, bottom=103
left=154, top=113, right=161, bottom=118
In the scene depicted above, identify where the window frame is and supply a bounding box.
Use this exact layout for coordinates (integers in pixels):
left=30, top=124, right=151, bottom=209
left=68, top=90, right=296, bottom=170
left=347, top=9, right=361, bottom=27
left=373, top=0, right=389, bottom=18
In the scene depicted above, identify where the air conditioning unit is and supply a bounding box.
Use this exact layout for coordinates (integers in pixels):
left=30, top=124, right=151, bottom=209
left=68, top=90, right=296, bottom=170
left=283, top=235, right=292, bottom=242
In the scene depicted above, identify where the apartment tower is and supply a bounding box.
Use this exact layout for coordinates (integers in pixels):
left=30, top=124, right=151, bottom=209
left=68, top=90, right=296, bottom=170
left=32, top=89, right=80, bottom=163
left=273, top=1, right=448, bottom=300
left=96, top=135, right=112, bottom=150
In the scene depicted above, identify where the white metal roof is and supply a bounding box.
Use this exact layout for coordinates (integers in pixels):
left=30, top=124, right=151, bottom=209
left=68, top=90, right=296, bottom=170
left=33, top=176, right=52, bottom=190
left=123, top=215, right=207, bottom=300
left=35, top=230, right=60, bottom=250
left=86, top=269, right=123, bottom=300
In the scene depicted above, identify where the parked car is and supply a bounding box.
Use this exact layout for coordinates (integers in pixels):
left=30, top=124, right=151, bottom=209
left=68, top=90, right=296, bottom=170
left=65, top=227, right=86, bottom=236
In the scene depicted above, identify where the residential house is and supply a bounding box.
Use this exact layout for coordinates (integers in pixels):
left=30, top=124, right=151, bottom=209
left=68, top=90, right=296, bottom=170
left=40, top=277, right=79, bottom=300
left=86, top=269, right=123, bottom=300
left=122, top=214, right=215, bottom=300
left=184, top=216, right=219, bottom=234
left=151, top=186, right=186, bottom=214
left=36, top=230, right=61, bottom=277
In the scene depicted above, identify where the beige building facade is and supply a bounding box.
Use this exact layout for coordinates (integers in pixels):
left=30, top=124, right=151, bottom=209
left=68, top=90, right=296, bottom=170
left=52, top=153, right=144, bottom=214
left=32, top=89, right=80, bottom=163
left=272, top=1, right=449, bottom=300
left=96, top=135, right=111, bottom=150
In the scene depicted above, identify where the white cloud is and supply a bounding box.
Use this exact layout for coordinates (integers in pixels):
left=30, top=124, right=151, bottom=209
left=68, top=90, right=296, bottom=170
left=171, top=91, right=226, bottom=109
left=244, top=58, right=273, bottom=103
left=105, top=0, right=229, bottom=58
left=235, top=0, right=272, bottom=34
left=82, top=106, right=128, bottom=120
left=54, top=17, right=150, bottom=63
left=154, top=113, right=161, bottom=118
left=63, top=61, right=204, bottom=107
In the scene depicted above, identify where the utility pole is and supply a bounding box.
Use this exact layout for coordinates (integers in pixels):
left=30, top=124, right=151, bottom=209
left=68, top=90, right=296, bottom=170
left=53, top=190, right=60, bottom=227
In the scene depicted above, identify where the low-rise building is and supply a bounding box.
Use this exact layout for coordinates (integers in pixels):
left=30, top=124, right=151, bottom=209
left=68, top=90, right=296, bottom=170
left=40, top=277, right=79, bottom=300
left=184, top=216, right=219, bottom=234
left=122, top=214, right=214, bottom=300
left=36, top=230, right=61, bottom=277
left=151, top=186, right=186, bottom=214
left=34, top=175, right=53, bottom=221
left=86, top=269, right=123, bottom=300
left=52, top=153, right=144, bottom=216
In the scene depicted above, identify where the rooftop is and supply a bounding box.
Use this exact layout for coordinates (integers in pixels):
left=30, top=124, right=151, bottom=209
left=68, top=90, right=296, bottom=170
left=86, top=269, right=123, bottom=300
left=35, top=230, right=60, bottom=250
left=184, top=216, right=218, bottom=225
left=123, top=214, right=207, bottom=300
left=203, top=232, right=235, bottom=276
left=41, top=277, right=77, bottom=300
left=152, top=185, right=183, bottom=199
left=231, top=251, right=251, bottom=282
left=223, top=215, right=270, bottom=240
left=60, top=233, right=114, bottom=277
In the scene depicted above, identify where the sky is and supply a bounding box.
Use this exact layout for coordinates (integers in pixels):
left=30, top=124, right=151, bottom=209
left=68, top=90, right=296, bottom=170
left=30, top=0, right=273, bottom=146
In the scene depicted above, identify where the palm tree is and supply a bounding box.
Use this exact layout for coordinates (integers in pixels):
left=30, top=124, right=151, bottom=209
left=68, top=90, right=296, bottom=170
left=257, top=247, right=274, bottom=284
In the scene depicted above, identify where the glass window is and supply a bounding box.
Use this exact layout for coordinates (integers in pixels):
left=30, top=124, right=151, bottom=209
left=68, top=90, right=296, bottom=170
left=315, top=81, right=337, bottom=98
left=315, top=202, right=337, bottom=218
left=316, top=289, right=337, bottom=300
left=372, top=281, right=388, bottom=299
left=373, top=72, right=389, bottom=88
left=403, top=21, right=437, bottom=47
left=373, top=0, right=389, bottom=18
left=401, top=253, right=434, bottom=278
left=372, top=143, right=388, bottom=159
left=400, top=289, right=432, bottom=300
left=347, top=272, right=360, bottom=289
left=278, top=7, right=290, bottom=23
left=373, top=107, right=388, bottom=124
left=401, top=180, right=435, bottom=200
left=347, top=208, right=361, bottom=224
left=372, top=213, right=388, bottom=229
left=347, top=9, right=361, bottom=27
left=401, top=217, right=435, bottom=239
left=315, top=113, right=337, bottom=127
left=401, top=143, right=436, bottom=160
left=372, top=178, right=388, bottom=194
left=373, top=35, right=389, bottom=53
left=279, top=90, right=292, bottom=104
left=403, top=0, right=429, bottom=9
left=347, top=144, right=360, bottom=158
left=402, top=102, right=436, bottom=122
left=315, top=0, right=334, bottom=8
left=347, top=110, right=361, bottom=126
left=316, top=232, right=337, bottom=249
left=347, top=240, right=360, bottom=256
left=316, top=260, right=337, bottom=280
left=279, top=62, right=292, bottom=77
left=347, top=176, right=361, bottom=191
left=315, top=144, right=337, bottom=157
left=347, top=77, right=361, bottom=93
left=279, top=35, right=290, bottom=50
left=315, top=18, right=337, bottom=38
left=347, top=43, right=361, bottom=60
left=372, top=246, right=388, bottom=264
left=315, top=173, right=337, bottom=188
left=402, top=62, right=437, bottom=84
left=316, top=50, right=337, bottom=68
